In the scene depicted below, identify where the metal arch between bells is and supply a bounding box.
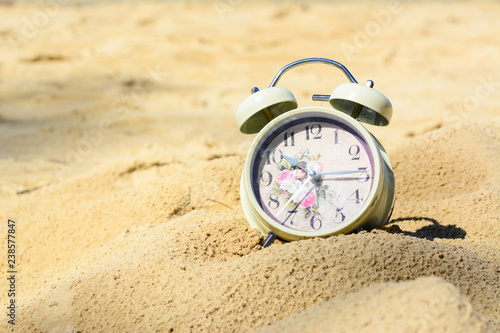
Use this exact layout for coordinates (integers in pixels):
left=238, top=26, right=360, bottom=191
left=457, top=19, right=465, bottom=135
left=268, top=58, right=359, bottom=88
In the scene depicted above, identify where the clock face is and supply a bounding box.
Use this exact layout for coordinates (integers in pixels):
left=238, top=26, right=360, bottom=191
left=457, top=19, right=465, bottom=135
left=250, top=112, right=376, bottom=233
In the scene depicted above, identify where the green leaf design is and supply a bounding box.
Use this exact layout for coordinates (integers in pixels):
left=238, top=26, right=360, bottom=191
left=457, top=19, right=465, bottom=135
left=283, top=159, right=291, bottom=170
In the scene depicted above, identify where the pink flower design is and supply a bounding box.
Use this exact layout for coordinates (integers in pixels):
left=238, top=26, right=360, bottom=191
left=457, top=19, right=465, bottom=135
left=300, top=192, right=317, bottom=208
left=277, top=170, right=294, bottom=184
left=294, top=169, right=306, bottom=179
left=276, top=170, right=301, bottom=193
left=293, top=181, right=315, bottom=206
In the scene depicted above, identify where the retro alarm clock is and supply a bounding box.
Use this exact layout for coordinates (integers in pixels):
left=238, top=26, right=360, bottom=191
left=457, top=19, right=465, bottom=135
left=236, top=58, right=395, bottom=247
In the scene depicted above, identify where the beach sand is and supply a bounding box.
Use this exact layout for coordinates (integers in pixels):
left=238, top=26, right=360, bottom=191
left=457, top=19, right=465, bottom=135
left=0, top=0, right=499, bottom=331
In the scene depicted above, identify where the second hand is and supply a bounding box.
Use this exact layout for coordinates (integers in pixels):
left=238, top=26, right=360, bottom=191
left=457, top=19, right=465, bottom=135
left=276, top=177, right=313, bottom=217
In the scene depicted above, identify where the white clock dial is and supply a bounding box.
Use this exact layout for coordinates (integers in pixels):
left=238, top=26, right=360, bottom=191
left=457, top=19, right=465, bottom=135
left=250, top=112, right=375, bottom=233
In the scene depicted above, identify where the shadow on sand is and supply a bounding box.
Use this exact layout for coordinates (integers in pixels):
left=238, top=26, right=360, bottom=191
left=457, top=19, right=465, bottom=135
left=384, top=216, right=467, bottom=241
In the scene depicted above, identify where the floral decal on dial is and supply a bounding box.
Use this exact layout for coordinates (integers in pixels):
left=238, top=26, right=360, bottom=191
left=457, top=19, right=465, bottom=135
left=270, top=150, right=336, bottom=220
left=253, top=116, right=375, bottom=233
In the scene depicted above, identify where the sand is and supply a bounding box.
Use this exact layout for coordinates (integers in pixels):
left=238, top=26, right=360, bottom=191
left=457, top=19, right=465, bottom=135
left=0, top=0, right=499, bottom=332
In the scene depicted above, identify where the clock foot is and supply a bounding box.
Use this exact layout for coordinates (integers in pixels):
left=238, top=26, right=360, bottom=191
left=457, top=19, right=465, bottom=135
left=262, top=232, right=277, bottom=248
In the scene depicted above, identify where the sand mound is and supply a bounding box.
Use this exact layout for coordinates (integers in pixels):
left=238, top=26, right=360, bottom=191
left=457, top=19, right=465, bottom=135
left=13, top=218, right=499, bottom=332
left=259, top=277, right=487, bottom=333
left=4, top=155, right=245, bottom=291
left=389, top=121, right=500, bottom=260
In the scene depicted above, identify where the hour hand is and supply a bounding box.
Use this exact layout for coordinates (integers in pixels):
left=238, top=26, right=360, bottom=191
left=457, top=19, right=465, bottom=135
left=281, top=154, right=309, bottom=173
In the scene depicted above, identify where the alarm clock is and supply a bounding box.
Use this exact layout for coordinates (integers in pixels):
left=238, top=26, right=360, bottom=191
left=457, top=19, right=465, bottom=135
left=236, top=58, right=395, bottom=247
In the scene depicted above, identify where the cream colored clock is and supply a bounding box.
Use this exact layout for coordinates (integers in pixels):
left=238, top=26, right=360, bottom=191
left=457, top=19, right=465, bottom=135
left=236, top=58, right=395, bottom=247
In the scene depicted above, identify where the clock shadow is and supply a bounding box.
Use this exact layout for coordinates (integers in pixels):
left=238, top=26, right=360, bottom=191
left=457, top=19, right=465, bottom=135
left=384, top=217, right=467, bottom=241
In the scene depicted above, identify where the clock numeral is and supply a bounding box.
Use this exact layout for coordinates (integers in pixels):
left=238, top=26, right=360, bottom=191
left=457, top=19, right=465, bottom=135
left=265, top=149, right=283, bottom=165
left=334, top=207, right=346, bottom=223
left=304, top=124, right=322, bottom=140
left=310, top=215, right=323, bottom=230
left=357, top=167, right=370, bottom=182
left=268, top=194, right=280, bottom=209
left=333, top=128, right=339, bottom=144
left=348, top=189, right=363, bottom=204
left=283, top=131, right=295, bottom=147
left=260, top=171, right=273, bottom=187
left=284, top=209, right=298, bottom=226
left=349, top=145, right=361, bottom=160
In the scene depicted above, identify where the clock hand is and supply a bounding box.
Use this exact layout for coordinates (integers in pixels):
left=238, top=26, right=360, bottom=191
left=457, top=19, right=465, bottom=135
left=276, top=177, right=313, bottom=217
left=314, top=183, right=320, bottom=209
left=281, top=154, right=309, bottom=174
left=318, top=170, right=363, bottom=176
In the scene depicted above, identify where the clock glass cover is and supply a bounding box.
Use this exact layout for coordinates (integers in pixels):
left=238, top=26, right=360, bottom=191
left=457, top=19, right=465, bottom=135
left=251, top=112, right=376, bottom=233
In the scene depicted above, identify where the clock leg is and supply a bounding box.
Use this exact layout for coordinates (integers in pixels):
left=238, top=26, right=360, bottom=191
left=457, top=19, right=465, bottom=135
left=262, top=232, right=277, bottom=248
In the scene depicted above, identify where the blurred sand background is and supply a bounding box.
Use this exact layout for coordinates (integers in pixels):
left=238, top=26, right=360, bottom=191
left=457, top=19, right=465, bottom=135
left=0, top=0, right=499, bottom=331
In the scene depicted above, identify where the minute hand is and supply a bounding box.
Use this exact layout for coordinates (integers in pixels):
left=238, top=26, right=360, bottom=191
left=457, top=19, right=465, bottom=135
left=318, top=170, right=363, bottom=176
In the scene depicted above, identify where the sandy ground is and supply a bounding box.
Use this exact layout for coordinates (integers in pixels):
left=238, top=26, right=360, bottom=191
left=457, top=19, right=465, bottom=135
left=0, top=0, right=499, bottom=332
